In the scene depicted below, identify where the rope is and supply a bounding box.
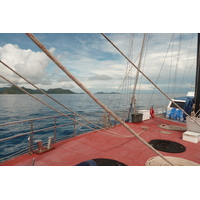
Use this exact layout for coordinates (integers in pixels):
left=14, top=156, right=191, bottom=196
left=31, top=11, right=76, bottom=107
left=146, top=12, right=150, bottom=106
left=1, top=74, right=145, bottom=139
left=0, top=60, right=102, bottom=129
left=0, top=62, right=147, bottom=140
left=0, top=74, right=113, bottom=137
left=145, top=156, right=200, bottom=166
left=26, top=33, right=176, bottom=166
left=1, top=60, right=137, bottom=137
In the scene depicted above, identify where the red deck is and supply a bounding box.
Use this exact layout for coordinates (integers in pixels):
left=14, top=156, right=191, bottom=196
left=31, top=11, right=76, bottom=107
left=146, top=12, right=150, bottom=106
left=1, top=117, right=200, bottom=166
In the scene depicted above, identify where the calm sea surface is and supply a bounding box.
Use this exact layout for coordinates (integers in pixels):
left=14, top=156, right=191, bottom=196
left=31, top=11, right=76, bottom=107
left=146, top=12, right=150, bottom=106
left=0, top=93, right=180, bottom=162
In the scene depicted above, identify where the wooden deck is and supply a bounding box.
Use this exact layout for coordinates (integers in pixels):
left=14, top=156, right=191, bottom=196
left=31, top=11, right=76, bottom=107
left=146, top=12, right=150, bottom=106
left=1, top=117, right=200, bottom=166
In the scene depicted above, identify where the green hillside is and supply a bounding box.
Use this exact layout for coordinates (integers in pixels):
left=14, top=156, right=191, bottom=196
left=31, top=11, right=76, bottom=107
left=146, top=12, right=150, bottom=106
left=0, top=86, right=75, bottom=94
left=46, top=88, right=75, bottom=94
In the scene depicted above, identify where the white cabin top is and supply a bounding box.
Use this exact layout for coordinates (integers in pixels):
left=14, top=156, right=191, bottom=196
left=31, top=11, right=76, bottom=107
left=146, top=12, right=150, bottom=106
left=166, top=91, right=194, bottom=111
left=186, top=91, right=194, bottom=97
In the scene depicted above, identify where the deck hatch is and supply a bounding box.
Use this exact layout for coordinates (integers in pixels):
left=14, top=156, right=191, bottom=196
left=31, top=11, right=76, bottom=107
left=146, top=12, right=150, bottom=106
left=149, top=139, right=186, bottom=153
left=76, top=158, right=127, bottom=166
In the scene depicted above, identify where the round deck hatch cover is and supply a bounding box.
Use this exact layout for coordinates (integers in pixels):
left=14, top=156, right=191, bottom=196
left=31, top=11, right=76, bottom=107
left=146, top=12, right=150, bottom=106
left=76, top=158, right=127, bottom=166
left=149, top=139, right=186, bottom=153
left=93, top=158, right=127, bottom=166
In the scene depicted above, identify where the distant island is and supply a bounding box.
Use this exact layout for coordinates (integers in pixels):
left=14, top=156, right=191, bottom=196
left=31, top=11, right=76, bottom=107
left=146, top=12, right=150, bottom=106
left=0, top=86, right=121, bottom=95
left=95, top=92, right=120, bottom=94
left=0, top=86, right=76, bottom=94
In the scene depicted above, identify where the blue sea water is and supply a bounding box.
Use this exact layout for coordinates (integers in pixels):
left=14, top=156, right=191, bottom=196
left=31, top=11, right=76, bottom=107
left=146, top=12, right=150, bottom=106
left=0, top=93, right=176, bottom=162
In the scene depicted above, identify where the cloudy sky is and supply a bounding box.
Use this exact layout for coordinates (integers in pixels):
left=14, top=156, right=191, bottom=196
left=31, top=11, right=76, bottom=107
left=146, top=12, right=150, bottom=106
left=0, top=33, right=197, bottom=94
left=1, top=1, right=199, bottom=194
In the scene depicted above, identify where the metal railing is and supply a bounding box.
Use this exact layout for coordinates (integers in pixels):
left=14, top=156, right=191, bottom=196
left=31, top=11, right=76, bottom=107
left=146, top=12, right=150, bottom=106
left=0, top=114, right=77, bottom=162
left=0, top=107, right=167, bottom=163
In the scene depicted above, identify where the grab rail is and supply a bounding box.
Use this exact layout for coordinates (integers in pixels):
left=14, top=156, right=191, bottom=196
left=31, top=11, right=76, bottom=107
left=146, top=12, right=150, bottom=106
left=0, top=114, right=68, bottom=127
left=0, top=114, right=77, bottom=154
left=0, top=109, right=137, bottom=162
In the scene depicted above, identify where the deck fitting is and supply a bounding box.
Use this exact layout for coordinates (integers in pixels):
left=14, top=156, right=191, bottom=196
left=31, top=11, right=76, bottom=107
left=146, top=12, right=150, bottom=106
left=33, top=137, right=55, bottom=155
left=149, top=139, right=186, bottom=153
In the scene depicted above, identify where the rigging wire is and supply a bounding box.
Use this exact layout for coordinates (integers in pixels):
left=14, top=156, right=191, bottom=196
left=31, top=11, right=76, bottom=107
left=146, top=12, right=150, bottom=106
left=0, top=60, right=101, bottom=129
left=110, top=34, right=150, bottom=122
left=125, top=34, right=135, bottom=115
left=0, top=74, right=94, bottom=129
left=107, top=35, right=148, bottom=109
left=26, top=33, right=175, bottom=166
left=133, top=34, right=147, bottom=95
left=136, top=34, right=151, bottom=104
left=101, top=33, right=200, bottom=127
left=116, top=34, right=135, bottom=120
left=167, top=35, right=175, bottom=98
left=131, top=33, right=147, bottom=116
left=148, top=34, right=175, bottom=106
left=179, top=33, right=196, bottom=94
left=173, top=33, right=182, bottom=96
left=187, top=60, right=196, bottom=90
left=0, top=61, right=139, bottom=139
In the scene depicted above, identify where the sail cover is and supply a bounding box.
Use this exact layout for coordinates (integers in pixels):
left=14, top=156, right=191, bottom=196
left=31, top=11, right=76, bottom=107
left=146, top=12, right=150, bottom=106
left=183, top=96, right=194, bottom=119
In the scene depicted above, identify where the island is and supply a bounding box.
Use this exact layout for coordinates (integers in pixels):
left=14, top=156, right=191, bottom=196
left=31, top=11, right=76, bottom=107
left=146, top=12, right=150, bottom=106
left=95, top=92, right=120, bottom=94
left=0, top=86, right=75, bottom=94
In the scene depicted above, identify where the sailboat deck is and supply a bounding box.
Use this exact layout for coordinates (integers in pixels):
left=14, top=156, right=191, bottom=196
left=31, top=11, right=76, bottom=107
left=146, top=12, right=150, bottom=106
left=1, top=117, right=200, bottom=166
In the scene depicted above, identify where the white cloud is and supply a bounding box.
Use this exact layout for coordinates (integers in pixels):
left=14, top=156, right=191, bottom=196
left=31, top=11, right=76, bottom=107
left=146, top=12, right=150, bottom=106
left=89, top=74, right=113, bottom=81
left=0, top=43, right=55, bottom=85
left=57, top=76, right=72, bottom=83
left=62, top=83, right=75, bottom=89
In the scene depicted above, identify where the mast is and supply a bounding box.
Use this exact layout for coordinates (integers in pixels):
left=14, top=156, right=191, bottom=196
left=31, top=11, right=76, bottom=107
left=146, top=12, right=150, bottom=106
left=194, top=33, right=200, bottom=116
left=132, top=33, right=146, bottom=115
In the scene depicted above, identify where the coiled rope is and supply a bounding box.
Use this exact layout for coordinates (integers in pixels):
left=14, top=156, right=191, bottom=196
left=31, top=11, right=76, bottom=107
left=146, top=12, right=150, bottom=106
left=145, top=156, right=200, bottom=166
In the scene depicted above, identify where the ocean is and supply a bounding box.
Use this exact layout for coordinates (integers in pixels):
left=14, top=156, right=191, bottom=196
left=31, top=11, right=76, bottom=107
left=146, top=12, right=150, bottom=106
left=0, top=93, right=179, bottom=162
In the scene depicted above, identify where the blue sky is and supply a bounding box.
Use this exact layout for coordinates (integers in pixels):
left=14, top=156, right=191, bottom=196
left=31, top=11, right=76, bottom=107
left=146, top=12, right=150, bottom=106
left=0, top=33, right=197, bottom=94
